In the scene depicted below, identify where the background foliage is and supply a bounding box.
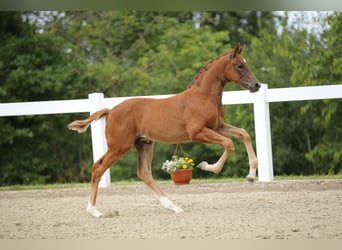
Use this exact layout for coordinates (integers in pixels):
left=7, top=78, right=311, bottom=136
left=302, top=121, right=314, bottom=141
left=1, top=11, right=341, bottom=185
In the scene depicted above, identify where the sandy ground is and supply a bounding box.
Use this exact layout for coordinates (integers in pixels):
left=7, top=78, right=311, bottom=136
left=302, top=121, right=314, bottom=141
left=0, top=180, right=342, bottom=239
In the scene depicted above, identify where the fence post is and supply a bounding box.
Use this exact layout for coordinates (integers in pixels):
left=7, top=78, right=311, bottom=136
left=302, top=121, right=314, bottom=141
left=253, top=84, right=274, bottom=181
left=88, top=93, right=111, bottom=187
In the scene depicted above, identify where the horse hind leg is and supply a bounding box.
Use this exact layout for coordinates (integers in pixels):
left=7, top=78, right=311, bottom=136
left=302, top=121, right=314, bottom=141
left=87, top=145, right=131, bottom=218
left=134, top=138, right=183, bottom=213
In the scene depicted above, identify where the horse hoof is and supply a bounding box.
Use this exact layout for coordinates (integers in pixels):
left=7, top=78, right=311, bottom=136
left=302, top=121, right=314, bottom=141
left=159, top=196, right=184, bottom=214
left=87, top=208, right=103, bottom=218
left=173, top=206, right=184, bottom=214
left=87, top=203, right=103, bottom=218
left=196, top=161, right=208, bottom=169
left=246, top=176, right=255, bottom=183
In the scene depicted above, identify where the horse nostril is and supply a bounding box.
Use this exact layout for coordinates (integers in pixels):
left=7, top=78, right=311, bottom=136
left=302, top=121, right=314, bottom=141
left=255, top=83, right=261, bottom=89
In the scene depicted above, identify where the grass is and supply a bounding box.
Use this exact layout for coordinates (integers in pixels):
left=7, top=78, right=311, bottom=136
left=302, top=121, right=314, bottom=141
left=1, top=174, right=341, bottom=192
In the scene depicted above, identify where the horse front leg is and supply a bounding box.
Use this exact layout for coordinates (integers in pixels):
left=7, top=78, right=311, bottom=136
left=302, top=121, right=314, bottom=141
left=190, top=127, right=235, bottom=174
left=197, top=149, right=232, bottom=174
left=218, top=123, right=258, bottom=182
left=134, top=138, right=183, bottom=213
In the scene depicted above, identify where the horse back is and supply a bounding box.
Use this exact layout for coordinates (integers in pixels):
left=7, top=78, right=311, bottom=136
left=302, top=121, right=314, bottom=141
left=105, top=95, right=190, bottom=143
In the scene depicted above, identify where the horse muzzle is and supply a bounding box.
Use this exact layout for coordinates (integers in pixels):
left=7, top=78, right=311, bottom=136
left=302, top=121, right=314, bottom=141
left=243, top=82, right=261, bottom=93
left=246, top=82, right=261, bottom=93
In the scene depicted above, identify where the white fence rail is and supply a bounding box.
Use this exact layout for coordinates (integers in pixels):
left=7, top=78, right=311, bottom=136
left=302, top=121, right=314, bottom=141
left=1, top=84, right=342, bottom=187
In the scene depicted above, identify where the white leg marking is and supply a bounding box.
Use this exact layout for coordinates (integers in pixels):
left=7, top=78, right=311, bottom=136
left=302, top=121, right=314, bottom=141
left=158, top=196, right=184, bottom=213
left=196, top=150, right=230, bottom=174
left=87, top=202, right=103, bottom=218
left=197, top=161, right=222, bottom=174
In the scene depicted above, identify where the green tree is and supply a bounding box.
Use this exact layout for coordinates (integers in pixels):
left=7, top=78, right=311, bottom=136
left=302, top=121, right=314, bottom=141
left=199, top=11, right=277, bottom=46
left=247, top=12, right=342, bottom=175
left=0, top=12, right=93, bottom=185
left=290, top=12, right=342, bottom=174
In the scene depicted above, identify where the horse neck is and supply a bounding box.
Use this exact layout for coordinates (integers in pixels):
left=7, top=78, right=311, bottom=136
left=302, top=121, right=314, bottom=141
left=188, top=56, right=227, bottom=103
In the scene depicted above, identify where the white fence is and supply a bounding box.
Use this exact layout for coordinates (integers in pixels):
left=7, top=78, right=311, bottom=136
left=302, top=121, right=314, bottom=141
left=1, top=84, right=342, bottom=187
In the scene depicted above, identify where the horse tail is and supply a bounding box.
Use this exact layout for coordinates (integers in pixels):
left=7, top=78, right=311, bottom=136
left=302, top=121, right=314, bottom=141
left=67, top=108, right=110, bottom=133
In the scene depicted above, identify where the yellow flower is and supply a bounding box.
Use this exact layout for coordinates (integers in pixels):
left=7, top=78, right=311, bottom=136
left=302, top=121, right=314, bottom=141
left=187, top=158, right=193, bottom=163
left=182, top=164, right=187, bottom=169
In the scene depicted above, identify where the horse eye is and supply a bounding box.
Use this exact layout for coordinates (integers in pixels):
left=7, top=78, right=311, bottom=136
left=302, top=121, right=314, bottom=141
left=237, top=64, right=244, bottom=69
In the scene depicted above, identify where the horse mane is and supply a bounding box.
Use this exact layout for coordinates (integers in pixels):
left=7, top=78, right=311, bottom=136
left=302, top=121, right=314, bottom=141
left=188, top=52, right=230, bottom=89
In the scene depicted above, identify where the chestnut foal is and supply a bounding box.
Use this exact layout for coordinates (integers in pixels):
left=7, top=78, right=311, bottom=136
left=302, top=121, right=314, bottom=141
left=68, top=44, right=260, bottom=217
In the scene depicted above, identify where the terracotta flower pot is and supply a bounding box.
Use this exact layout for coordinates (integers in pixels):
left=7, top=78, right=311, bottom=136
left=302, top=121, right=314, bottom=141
left=170, top=169, right=193, bottom=185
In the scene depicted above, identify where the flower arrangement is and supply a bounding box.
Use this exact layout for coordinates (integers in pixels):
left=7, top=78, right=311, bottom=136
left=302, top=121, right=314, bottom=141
left=162, top=155, right=195, bottom=173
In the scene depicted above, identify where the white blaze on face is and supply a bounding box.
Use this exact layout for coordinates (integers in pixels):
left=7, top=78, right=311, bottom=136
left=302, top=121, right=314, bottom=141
left=243, top=57, right=247, bottom=63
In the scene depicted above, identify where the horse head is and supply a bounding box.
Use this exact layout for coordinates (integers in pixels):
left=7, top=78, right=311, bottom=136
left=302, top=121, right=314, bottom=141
left=225, top=44, right=260, bottom=93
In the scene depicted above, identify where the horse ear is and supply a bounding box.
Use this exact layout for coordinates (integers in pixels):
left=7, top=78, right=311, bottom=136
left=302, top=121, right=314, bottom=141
left=232, top=43, right=243, bottom=58
left=238, top=44, right=244, bottom=54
